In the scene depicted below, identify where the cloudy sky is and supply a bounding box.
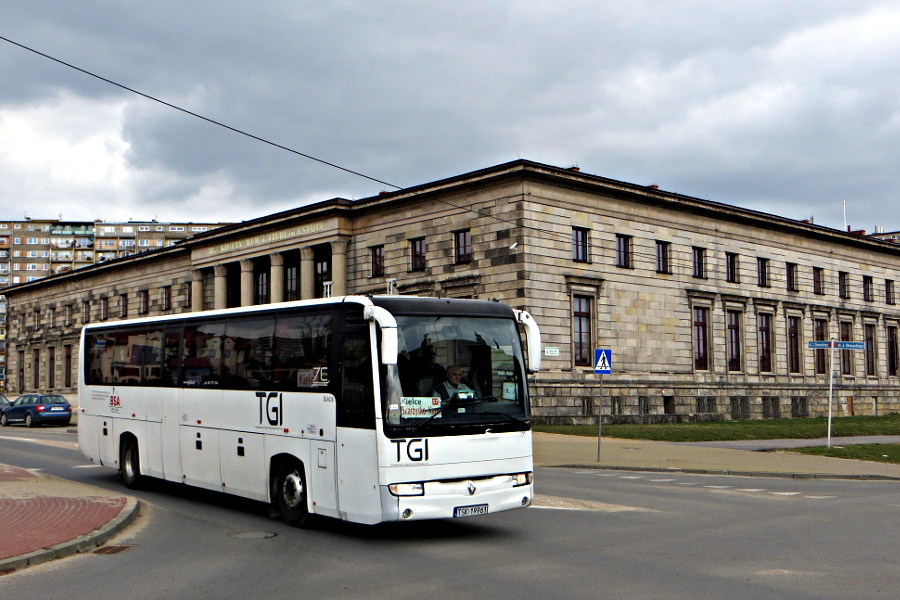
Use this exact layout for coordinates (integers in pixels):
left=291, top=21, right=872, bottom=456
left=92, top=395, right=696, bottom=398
left=2, top=1, right=899, bottom=232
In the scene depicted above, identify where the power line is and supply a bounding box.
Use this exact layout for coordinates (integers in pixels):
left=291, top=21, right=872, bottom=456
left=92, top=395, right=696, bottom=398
left=0, top=35, right=403, bottom=191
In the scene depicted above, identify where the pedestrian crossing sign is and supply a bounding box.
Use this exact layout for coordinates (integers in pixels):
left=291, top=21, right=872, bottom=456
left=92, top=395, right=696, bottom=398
left=594, top=349, right=612, bottom=374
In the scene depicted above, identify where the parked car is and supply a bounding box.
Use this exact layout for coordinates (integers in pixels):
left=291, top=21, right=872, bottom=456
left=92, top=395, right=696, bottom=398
left=0, top=394, right=72, bottom=427
left=0, top=394, right=9, bottom=410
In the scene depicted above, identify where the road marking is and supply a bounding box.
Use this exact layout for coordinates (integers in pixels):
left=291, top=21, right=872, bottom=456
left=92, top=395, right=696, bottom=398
left=803, top=495, right=835, bottom=500
left=71, top=464, right=104, bottom=469
left=770, top=491, right=802, bottom=496
left=737, top=488, right=766, bottom=492
left=620, top=476, right=644, bottom=480
left=704, top=485, right=734, bottom=489
left=533, top=495, right=657, bottom=513
left=650, top=478, right=676, bottom=482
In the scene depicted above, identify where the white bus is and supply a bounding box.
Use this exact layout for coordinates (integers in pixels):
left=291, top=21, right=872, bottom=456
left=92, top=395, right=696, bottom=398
left=78, top=295, right=541, bottom=526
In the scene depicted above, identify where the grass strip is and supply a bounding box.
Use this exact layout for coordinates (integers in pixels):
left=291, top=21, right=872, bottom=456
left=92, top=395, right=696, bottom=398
left=534, top=413, right=900, bottom=443
left=786, top=443, right=900, bottom=464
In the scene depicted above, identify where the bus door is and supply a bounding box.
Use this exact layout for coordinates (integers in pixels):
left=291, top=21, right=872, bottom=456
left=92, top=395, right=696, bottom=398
left=334, top=330, right=381, bottom=524
left=178, top=321, right=225, bottom=492
left=160, top=327, right=184, bottom=481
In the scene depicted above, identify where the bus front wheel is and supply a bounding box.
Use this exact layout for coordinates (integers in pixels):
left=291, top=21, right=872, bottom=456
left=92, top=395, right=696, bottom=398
left=120, top=437, right=144, bottom=489
left=274, top=461, right=309, bottom=527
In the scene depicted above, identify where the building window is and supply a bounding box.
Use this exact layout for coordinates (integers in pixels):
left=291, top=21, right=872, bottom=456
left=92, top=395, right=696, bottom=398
left=284, top=264, right=298, bottom=301
left=863, top=275, right=874, bottom=302
left=757, top=258, right=770, bottom=287
left=48, top=347, right=56, bottom=389
left=255, top=271, right=269, bottom=305
left=840, top=321, right=853, bottom=375
left=692, top=247, right=706, bottom=278
left=813, top=267, right=824, bottom=295
left=454, top=230, right=472, bottom=264
left=573, top=295, right=592, bottom=367
left=758, top=313, right=773, bottom=372
left=64, top=304, right=73, bottom=327
left=726, top=310, right=742, bottom=372
left=615, top=234, right=632, bottom=268
left=161, top=286, right=172, bottom=311
left=887, top=280, right=895, bottom=305
left=81, top=300, right=90, bottom=323
left=119, top=294, right=128, bottom=318
left=410, top=238, right=426, bottom=272
left=572, top=228, right=589, bottom=263
left=787, top=316, right=802, bottom=374
left=138, top=290, right=149, bottom=314
left=64, top=345, right=73, bottom=388
left=762, top=396, right=781, bottom=419
left=786, top=263, right=798, bottom=292
left=33, top=349, right=40, bottom=390
left=888, top=326, right=899, bottom=377
left=655, top=241, right=670, bottom=274
left=725, top=252, right=739, bottom=283
left=865, top=323, right=877, bottom=376
left=692, top=306, right=710, bottom=370
left=371, top=245, right=385, bottom=277
left=814, top=318, right=828, bottom=375
left=839, top=272, right=849, bottom=299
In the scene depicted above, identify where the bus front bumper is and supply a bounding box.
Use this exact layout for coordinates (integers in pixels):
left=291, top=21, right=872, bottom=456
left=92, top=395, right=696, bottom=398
left=380, top=474, right=533, bottom=522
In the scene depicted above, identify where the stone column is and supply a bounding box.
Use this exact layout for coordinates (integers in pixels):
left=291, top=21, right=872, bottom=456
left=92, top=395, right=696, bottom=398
left=270, top=253, right=284, bottom=303
left=191, top=270, right=204, bottom=312
left=331, top=239, right=348, bottom=297
left=240, top=259, right=254, bottom=306
left=214, top=264, right=228, bottom=310
left=300, top=246, right=315, bottom=300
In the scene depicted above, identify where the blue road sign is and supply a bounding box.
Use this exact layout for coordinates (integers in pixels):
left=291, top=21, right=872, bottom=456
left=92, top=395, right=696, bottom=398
left=594, top=349, right=612, bottom=374
left=807, top=341, right=865, bottom=350
left=836, top=341, right=866, bottom=350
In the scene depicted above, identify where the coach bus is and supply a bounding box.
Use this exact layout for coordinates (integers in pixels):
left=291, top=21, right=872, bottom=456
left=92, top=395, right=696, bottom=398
left=78, top=295, right=541, bottom=526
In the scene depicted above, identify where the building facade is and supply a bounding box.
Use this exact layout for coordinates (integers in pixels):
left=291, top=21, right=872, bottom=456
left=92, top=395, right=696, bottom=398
left=3, top=160, right=900, bottom=421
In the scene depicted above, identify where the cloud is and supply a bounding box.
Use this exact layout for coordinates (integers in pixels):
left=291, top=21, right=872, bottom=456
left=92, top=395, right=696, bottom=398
left=1, top=1, right=898, bottom=230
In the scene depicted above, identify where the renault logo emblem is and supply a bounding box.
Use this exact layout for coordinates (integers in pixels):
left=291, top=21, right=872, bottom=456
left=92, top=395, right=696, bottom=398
left=467, top=481, right=476, bottom=496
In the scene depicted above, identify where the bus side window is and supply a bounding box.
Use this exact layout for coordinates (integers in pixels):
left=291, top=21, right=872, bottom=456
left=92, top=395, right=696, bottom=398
left=182, top=324, right=223, bottom=387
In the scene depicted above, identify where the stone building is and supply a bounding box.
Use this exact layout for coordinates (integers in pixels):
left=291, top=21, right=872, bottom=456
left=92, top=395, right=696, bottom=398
left=3, top=159, right=900, bottom=421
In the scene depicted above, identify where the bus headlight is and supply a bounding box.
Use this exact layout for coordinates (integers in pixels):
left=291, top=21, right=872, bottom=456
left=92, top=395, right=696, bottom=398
left=389, top=482, right=424, bottom=496
left=512, top=472, right=533, bottom=487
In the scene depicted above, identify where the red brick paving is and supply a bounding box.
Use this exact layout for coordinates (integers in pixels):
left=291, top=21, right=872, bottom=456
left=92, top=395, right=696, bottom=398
left=0, top=465, right=127, bottom=561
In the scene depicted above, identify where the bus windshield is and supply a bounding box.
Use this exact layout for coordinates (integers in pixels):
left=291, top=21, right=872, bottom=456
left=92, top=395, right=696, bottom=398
left=382, top=315, right=529, bottom=435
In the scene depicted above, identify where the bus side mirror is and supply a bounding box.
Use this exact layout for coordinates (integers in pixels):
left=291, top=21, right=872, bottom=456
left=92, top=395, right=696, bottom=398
left=364, top=306, right=398, bottom=365
left=514, top=310, right=541, bottom=373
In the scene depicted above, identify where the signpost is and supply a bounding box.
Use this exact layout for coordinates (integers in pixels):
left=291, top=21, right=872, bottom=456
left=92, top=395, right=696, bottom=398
left=594, top=349, right=612, bottom=461
left=808, top=339, right=866, bottom=448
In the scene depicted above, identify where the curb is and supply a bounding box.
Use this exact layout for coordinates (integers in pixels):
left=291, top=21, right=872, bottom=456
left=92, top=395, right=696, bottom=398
left=0, top=497, right=140, bottom=574
left=547, top=464, right=900, bottom=481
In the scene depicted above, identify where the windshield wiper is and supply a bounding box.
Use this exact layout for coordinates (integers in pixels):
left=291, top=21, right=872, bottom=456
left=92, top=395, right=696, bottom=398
left=477, top=412, right=529, bottom=428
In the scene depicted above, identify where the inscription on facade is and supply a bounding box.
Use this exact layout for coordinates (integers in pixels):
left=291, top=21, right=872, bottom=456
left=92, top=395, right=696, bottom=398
left=201, top=222, right=326, bottom=257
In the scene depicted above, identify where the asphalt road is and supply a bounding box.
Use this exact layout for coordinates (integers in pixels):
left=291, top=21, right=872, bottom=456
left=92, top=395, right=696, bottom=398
left=1, top=428, right=898, bottom=600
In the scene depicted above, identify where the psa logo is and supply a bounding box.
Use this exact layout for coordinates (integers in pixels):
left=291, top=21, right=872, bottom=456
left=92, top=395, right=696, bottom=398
left=257, top=392, right=283, bottom=426
left=109, top=394, right=121, bottom=407
left=391, top=438, right=430, bottom=462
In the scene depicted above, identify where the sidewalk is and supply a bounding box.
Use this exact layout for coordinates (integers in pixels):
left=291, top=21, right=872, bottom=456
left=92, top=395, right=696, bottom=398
left=0, top=464, right=139, bottom=573
left=2, top=433, right=898, bottom=574
left=533, top=433, right=900, bottom=480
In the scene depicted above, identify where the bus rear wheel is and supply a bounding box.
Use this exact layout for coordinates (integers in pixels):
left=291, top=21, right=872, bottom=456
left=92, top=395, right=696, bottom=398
left=120, top=437, right=144, bottom=489
left=274, top=461, right=309, bottom=527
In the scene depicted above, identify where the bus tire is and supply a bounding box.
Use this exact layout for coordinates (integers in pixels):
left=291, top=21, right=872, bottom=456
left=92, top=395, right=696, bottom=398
left=274, top=460, right=309, bottom=527
left=120, top=437, right=144, bottom=489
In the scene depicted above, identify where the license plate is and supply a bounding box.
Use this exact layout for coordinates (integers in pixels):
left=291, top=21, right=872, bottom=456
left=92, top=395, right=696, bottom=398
left=453, top=504, right=488, bottom=517
left=50, top=407, right=65, bottom=411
